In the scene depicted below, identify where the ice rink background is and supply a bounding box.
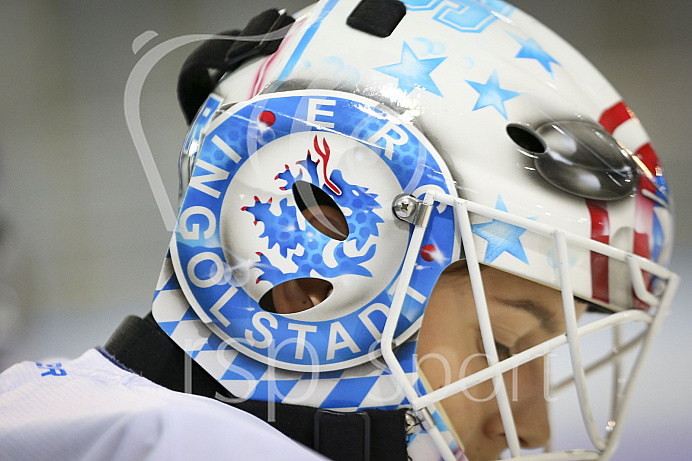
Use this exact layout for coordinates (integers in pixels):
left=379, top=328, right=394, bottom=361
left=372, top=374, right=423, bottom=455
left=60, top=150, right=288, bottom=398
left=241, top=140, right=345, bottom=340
left=0, top=1, right=690, bottom=459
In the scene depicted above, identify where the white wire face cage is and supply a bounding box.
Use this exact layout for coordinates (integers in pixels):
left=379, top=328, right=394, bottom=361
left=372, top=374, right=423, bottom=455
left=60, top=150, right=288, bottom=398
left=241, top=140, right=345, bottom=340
left=168, top=88, right=679, bottom=460
left=384, top=189, right=679, bottom=460
left=160, top=1, right=681, bottom=460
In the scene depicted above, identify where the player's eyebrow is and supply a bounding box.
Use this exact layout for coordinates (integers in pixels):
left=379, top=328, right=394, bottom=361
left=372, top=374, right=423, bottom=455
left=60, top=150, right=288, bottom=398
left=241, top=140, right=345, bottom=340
left=492, top=297, right=562, bottom=335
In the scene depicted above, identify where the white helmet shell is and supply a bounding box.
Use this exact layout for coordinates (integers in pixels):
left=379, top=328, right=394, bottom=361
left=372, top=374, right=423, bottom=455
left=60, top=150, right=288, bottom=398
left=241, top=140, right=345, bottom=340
left=153, top=1, right=678, bottom=459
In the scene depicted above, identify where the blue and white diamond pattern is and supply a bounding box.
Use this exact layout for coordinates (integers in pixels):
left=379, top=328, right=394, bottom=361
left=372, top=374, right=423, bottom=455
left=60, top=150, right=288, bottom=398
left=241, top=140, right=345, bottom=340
left=153, top=255, right=419, bottom=412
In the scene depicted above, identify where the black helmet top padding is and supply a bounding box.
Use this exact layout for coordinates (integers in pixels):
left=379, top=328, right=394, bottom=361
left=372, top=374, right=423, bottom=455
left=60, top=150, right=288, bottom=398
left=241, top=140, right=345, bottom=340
left=177, top=8, right=295, bottom=125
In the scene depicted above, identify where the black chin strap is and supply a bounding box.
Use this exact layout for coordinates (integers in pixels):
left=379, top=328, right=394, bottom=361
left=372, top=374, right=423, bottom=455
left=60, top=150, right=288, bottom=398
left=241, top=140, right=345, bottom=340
left=104, top=314, right=410, bottom=461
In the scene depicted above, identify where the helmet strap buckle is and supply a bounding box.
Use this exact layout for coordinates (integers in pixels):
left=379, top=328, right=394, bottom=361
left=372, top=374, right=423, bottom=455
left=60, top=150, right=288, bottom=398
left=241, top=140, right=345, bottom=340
left=314, top=409, right=371, bottom=461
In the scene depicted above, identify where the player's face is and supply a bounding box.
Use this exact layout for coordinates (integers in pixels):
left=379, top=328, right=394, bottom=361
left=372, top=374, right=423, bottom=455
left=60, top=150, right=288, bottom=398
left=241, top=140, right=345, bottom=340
left=416, top=263, right=587, bottom=461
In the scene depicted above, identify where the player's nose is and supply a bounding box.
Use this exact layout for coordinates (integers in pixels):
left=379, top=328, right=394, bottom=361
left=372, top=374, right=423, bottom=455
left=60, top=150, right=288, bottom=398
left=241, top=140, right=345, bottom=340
left=512, top=359, right=551, bottom=448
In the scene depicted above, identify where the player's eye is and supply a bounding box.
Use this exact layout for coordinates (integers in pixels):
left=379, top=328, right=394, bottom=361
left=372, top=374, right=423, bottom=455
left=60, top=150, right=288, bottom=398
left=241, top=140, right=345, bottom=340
left=495, top=341, right=512, bottom=361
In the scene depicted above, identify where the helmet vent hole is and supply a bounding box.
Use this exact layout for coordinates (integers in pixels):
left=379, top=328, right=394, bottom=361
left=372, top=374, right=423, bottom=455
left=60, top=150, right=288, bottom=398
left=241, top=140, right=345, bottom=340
left=507, top=124, right=546, bottom=154
left=292, top=181, right=349, bottom=241
left=259, top=278, right=333, bottom=314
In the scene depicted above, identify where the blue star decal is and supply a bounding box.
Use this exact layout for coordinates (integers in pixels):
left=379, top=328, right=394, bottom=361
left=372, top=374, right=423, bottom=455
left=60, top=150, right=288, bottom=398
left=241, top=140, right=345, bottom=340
left=472, top=196, right=536, bottom=264
left=375, top=42, right=446, bottom=96
left=466, top=70, right=520, bottom=119
left=509, top=32, right=560, bottom=77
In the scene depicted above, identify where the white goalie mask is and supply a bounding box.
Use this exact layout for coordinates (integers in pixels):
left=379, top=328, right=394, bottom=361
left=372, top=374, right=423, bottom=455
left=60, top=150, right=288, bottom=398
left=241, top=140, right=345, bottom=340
left=152, top=1, right=679, bottom=460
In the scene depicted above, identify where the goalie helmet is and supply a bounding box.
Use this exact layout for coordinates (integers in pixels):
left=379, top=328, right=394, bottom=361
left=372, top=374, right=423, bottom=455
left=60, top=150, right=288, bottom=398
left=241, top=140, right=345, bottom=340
left=152, top=1, right=679, bottom=459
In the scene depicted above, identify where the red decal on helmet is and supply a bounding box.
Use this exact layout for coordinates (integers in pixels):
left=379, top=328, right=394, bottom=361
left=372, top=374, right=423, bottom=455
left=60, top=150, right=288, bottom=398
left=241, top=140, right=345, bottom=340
left=635, top=143, right=662, bottom=195
left=586, top=199, right=610, bottom=304
left=259, top=110, right=276, bottom=127
left=599, top=101, right=634, bottom=133
left=633, top=143, right=659, bottom=257
left=420, top=244, right=437, bottom=262
left=310, top=135, right=342, bottom=195
left=632, top=143, right=660, bottom=308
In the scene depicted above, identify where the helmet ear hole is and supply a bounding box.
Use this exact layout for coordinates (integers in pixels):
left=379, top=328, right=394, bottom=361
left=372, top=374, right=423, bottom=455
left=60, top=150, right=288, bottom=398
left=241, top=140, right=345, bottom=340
left=506, top=123, right=546, bottom=154
left=292, top=181, right=349, bottom=241
left=259, top=278, right=333, bottom=314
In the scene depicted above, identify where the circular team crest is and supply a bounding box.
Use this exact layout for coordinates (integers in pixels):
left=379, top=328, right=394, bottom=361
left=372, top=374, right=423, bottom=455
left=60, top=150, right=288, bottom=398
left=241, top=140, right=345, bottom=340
left=171, top=89, right=457, bottom=371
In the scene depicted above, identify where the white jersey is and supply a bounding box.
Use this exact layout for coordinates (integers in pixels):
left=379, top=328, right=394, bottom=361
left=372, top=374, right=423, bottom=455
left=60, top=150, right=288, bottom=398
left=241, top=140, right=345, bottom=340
left=0, top=348, right=326, bottom=461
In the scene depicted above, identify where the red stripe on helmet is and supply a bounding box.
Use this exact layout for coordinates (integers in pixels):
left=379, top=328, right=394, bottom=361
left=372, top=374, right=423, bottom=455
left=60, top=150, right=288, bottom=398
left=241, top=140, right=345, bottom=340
left=633, top=142, right=660, bottom=258
left=635, top=143, right=659, bottom=172
left=632, top=193, right=654, bottom=310
left=634, top=143, right=661, bottom=195
left=598, top=103, right=659, bottom=309
left=632, top=143, right=659, bottom=309
left=633, top=198, right=653, bottom=260
left=586, top=199, right=610, bottom=304
left=599, top=101, right=634, bottom=133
